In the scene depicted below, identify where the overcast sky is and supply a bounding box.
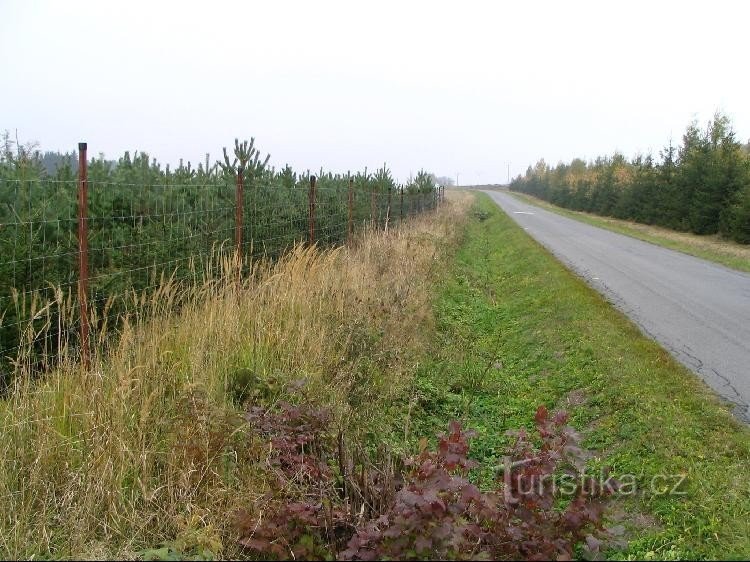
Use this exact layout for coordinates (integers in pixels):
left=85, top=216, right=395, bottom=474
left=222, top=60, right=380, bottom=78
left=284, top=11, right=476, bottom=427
left=2, top=0, right=749, bottom=185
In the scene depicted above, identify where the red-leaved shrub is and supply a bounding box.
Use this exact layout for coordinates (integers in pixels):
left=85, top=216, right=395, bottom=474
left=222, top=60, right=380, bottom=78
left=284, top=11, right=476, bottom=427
left=237, top=404, right=621, bottom=561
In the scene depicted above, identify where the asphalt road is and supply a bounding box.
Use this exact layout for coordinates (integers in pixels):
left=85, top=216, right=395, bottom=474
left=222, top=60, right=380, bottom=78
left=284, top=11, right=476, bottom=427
left=485, top=190, right=750, bottom=422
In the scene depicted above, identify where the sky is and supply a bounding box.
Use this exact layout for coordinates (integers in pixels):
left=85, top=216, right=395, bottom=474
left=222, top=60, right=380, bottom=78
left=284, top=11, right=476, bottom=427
left=2, top=0, right=749, bottom=185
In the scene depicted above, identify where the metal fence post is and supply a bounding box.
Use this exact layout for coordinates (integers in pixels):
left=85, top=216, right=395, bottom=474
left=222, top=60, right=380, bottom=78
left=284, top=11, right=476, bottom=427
left=77, top=142, right=90, bottom=369
left=347, top=177, right=353, bottom=245
left=309, top=175, right=317, bottom=245
left=400, top=186, right=404, bottom=224
left=235, top=166, right=244, bottom=259
left=386, top=185, right=392, bottom=230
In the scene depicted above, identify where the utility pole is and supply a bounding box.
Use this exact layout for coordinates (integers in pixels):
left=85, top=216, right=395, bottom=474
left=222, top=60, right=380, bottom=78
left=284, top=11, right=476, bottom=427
left=456, top=173, right=460, bottom=188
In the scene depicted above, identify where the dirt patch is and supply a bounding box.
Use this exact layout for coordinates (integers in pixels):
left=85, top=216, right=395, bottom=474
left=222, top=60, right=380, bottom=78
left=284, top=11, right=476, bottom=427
left=565, top=388, right=588, bottom=407
left=607, top=503, right=662, bottom=535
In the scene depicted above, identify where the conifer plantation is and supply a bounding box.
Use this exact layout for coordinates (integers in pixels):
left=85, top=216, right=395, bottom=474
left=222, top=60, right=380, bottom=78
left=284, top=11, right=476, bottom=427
left=0, top=135, right=439, bottom=381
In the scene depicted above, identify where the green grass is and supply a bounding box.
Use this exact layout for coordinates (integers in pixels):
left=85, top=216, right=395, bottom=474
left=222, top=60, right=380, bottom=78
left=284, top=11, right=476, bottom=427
left=411, top=193, right=750, bottom=559
left=507, top=191, right=750, bottom=274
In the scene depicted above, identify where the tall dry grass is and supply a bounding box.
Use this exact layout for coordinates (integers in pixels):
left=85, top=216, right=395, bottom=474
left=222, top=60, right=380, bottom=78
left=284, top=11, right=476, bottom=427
left=0, top=193, right=472, bottom=559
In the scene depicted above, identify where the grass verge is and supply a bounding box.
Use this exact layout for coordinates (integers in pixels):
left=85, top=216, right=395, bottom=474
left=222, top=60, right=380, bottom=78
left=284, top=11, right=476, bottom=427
left=415, top=192, right=750, bottom=559
left=0, top=196, right=473, bottom=560
left=507, top=191, right=750, bottom=273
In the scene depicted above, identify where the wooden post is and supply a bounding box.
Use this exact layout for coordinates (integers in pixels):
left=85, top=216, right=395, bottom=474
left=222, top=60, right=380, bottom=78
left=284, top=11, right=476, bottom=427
left=77, top=142, right=90, bottom=369
left=308, top=175, right=317, bottom=245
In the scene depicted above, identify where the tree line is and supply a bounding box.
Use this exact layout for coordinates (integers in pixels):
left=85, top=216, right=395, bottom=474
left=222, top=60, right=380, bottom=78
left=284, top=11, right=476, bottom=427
left=510, top=113, right=750, bottom=243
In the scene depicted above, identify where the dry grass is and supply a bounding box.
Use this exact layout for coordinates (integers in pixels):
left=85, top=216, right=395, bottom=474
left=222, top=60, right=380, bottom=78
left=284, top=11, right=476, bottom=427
left=595, top=216, right=750, bottom=260
left=0, top=193, right=473, bottom=560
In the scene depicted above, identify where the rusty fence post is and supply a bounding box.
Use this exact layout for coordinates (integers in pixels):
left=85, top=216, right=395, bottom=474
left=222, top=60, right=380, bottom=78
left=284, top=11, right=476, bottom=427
left=347, top=177, right=353, bottom=245
left=235, top=166, right=245, bottom=286
left=308, top=175, right=317, bottom=245
left=77, top=142, right=90, bottom=369
left=386, top=185, right=392, bottom=230
left=400, top=186, right=404, bottom=224
left=370, top=187, right=376, bottom=228
left=235, top=166, right=244, bottom=259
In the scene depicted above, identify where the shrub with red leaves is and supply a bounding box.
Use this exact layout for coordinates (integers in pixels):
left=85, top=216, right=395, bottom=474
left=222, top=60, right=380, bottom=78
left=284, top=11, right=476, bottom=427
left=236, top=403, right=622, bottom=561
left=236, top=403, right=349, bottom=560
left=341, top=406, right=619, bottom=561
left=339, top=420, right=486, bottom=560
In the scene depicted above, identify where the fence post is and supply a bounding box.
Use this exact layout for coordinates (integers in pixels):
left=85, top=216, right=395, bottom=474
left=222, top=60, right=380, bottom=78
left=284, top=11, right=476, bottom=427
left=309, top=175, right=317, bottom=245
left=77, top=142, right=90, bottom=369
left=386, top=185, right=392, bottom=230
left=347, top=177, right=353, bottom=245
left=235, top=166, right=244, bottom=259
left=370, top=187, right=376, bottom=228
left=400, top=186, right=404, bottom=224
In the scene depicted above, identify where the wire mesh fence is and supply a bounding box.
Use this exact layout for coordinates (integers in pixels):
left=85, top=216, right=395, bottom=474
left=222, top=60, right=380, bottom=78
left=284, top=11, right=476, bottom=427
left=0, top=144, right=444, bottom=383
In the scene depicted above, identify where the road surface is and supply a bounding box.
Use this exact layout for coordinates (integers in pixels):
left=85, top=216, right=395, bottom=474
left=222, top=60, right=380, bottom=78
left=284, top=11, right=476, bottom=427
left=485, top=190, right=750, bottom=422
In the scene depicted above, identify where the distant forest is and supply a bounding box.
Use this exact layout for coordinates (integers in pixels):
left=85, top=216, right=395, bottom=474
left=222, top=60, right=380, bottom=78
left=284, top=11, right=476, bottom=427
left=510, top=113, right=750, bottom=243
